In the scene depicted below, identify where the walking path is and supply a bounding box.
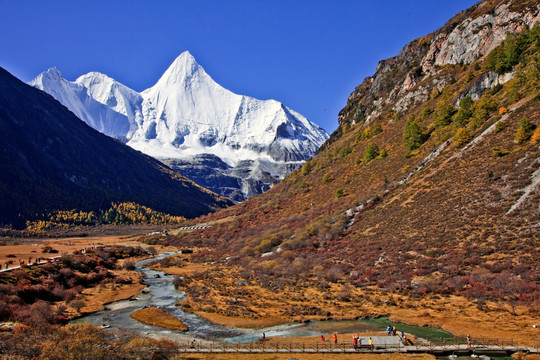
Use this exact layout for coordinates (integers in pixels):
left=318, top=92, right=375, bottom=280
left=0, top=255, right=61, bottom=272
left=176, top=337, right=540, bottom=356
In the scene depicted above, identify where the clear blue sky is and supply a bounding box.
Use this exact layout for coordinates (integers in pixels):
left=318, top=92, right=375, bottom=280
left=0, top=0, right=478, bottom=133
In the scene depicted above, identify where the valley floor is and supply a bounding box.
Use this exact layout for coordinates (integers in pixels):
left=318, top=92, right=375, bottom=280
left=152, top=252, right=540, bottom=348
left=1, top=229, right=538, bottom=353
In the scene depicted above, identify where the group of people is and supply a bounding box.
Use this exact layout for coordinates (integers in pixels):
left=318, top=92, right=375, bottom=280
left=352, top=333, right=375, bottom=351
left=320, top=333, right=375, bottom=351
left=261, top=325, right=412, bottom=351
left=3, top=257, right=44, bottom=270
left=387, top=325, right=405, bottom=339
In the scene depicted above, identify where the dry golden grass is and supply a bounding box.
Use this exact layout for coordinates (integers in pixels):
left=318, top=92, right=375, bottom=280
left=190, top=310, right=288, bottom=329
left=79, top=271, right=145, bottom=315
left=130, top=306, right=188, bottom=331
left=154, top=261, right=207, bottom=277
left=0, top=234, right=142, bottom=265
left=513, top=354, right=540, bottom=360
left=165, top=259, right=540, bottom=347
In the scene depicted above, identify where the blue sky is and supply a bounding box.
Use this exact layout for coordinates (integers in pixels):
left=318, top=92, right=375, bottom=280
left=1, top=0, right=478, bottom=133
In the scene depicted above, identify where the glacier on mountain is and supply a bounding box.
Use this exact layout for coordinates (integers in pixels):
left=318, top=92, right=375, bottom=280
left=30, top=51, right=329, bottom=201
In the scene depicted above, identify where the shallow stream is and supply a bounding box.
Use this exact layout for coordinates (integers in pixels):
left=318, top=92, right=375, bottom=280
left=77, top=252, right=243, bottom=343
left=75, top=252, right=514, bottom=359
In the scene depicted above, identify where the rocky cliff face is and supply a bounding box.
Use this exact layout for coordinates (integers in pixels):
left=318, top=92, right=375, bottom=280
left=337, top=0, right=539, bottom=132
left=426, top=2, right=539, bottom=69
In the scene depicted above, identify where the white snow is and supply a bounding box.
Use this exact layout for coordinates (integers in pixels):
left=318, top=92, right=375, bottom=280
left=29, top=68, right=132, bottom=141
left=29, top=51, right=328, bottom=169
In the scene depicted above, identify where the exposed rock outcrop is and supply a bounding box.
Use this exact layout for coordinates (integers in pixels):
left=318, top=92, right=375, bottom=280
left=338, top=0, right=539, bottom=130
left=423, top=3, right=539, bottom=72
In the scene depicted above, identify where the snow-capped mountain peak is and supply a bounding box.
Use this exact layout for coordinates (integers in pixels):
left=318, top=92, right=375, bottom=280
left=39, top=67, right=64, bottom=81
left=75, top=71, right=142, bottom=124
left=30, top=68, right=133, bottom=141
left=29, top=52, right=329, bottom=201
left=151, top=51, right=202, bottom=88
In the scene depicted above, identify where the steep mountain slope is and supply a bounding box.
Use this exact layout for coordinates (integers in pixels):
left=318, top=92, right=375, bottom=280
left=0, top=67, right=231, bottom=228
left=30, top=52, right=329, bottom=201
left=169, top=0, right=540, bottom=317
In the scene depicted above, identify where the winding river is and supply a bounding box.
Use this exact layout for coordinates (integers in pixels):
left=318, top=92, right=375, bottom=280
left=78, top=252, right=243, bottom=343
left=74, top=252, right=518, bottom=358
left=76, top=253, right=476, bottom=344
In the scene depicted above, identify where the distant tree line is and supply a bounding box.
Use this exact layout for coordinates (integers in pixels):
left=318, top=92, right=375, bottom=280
left=26, top=202, right=186, bottom=233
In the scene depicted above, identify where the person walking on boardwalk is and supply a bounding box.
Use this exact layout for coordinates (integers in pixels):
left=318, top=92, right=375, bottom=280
left=392, top=326, right=397, bottom=336
left=352, top=335, right=358, bottom=351
left=369, top=337, right=374, bottom=350
left=467, top=334, right=471, bottom=347
left=387, top=326, right=392, bottom=336
left=333, top=333, right=338, bottom=344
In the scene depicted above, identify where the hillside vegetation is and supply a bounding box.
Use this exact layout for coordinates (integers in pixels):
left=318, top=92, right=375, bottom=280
left=24, top=202, right=186, bottom=235
left=163, top=0, right=540, bottom=335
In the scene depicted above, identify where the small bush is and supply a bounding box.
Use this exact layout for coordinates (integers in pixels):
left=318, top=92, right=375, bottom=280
left=434, top=102, right=456, bottom=127
left=403, top=118, right=428, bottom=154
left=453, top=97, right=473, bottom=128
left=41, top=246, right=58, bottom=254
left=491, top=147, right=510, bottom=157
left=420, top=107, right=434, bottom=119
left=515, top=117, right=536, bottom=144
left=357, top=125, right=383, bottom=141
left=452, top=128, right=471, bottom=147
left=322, top=174, right=332, bottom=184
left=469, top=95, right=497, bottom=129
left=301, top=161, right=313, bottom=176
left=531, top=127, right=540, bottom=143
left=494, top=121, right=507, bottom=133
left=363, top=143, right=380, bottom=163
left=340, top=146, right=352, bottom=157
left=122, top=261, right=135, bottom=271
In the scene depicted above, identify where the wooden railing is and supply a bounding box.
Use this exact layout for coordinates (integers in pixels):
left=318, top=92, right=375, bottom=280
left=174, top=338, right=540, bottom=354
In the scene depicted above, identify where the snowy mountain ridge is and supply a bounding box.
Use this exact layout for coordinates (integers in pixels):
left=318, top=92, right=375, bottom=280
left=30, top=51, right=329, bottom=201
left=30, top=67, right=132, bottom=141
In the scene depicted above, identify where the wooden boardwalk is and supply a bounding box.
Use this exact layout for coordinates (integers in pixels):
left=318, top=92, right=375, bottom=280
left=176, top=338, right=540, bottom=356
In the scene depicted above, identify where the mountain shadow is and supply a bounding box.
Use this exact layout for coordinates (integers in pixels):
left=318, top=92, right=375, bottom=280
left=0, top=67, right=232, bottom=228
